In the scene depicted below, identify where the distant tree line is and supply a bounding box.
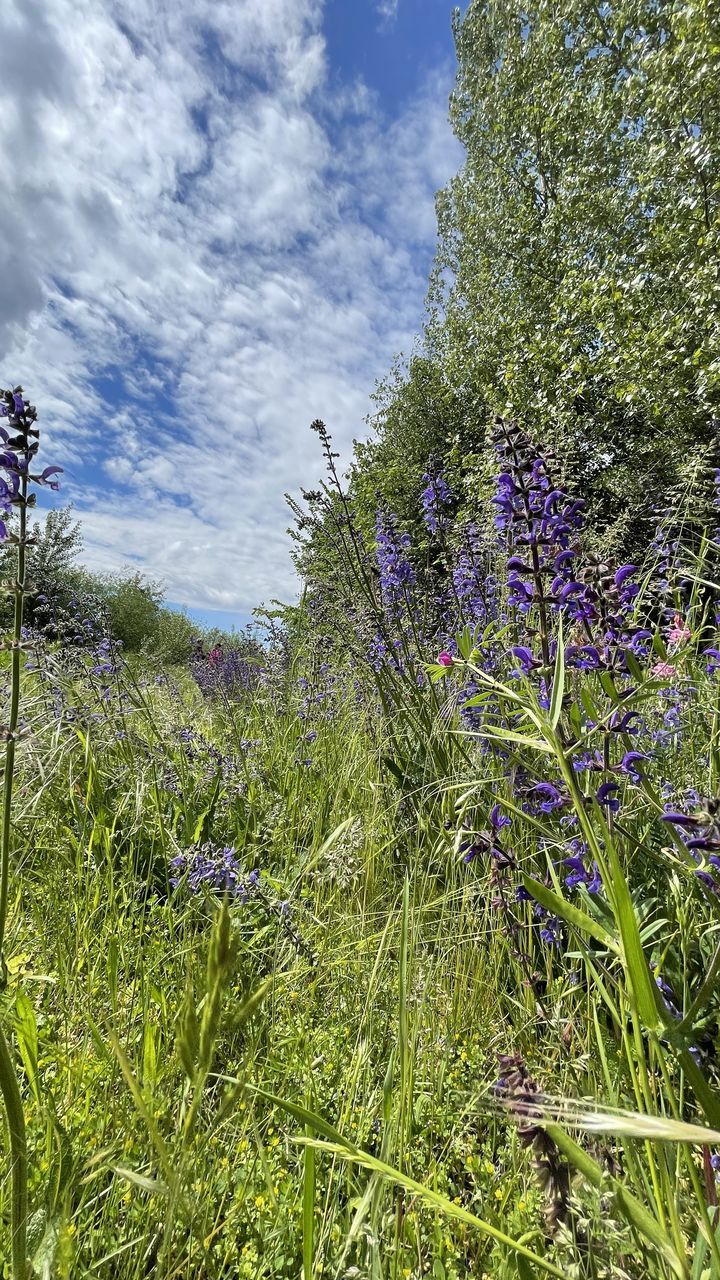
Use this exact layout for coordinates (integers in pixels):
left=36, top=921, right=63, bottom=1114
left=0, top=506, right=249, bottom=665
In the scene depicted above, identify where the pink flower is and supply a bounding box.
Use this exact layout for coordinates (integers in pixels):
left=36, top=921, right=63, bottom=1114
left=667, top=613, right=691, bottom=651
left=437, top=651, right=454, bottom=667
left=651, top=660, right=676, bottom=678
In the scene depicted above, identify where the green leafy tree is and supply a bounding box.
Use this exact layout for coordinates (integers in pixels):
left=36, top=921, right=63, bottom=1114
left=429, top=0, right=720, bottom=542
left=102, top=571, right=163, bottom=653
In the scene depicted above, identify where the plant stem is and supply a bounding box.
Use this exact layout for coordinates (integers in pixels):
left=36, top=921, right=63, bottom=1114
left=0, top=463, right=26, bottom=959
left=0, top=435, right=29, bottom=1280
left=0, top=1023, right=27, bottom=1278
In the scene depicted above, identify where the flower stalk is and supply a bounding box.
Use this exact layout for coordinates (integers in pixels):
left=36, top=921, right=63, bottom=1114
left=0, top=386, right=61, bottom=1280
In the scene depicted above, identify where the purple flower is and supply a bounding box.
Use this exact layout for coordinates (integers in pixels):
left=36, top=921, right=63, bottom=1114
left=609, top=709, right=641, bottom=735
left=510, top=645, right=540, bottom=676
left=490, top=803, right=511, bottom=831
left=569, top=644, right=602, bottom=671
left=539, top=918, right=562, bottom=946
left=420, top=472, right=453, bottom=535
left=596, top=781, right=620, bottom=812
left=619, top=751, right=647, bottom=781
left=375, top=510, right=416, bottom=612
left=614, top=565, right=637, bottom=588
left=529, top=782, right=565, bottom=814
left=704, top=647, right=720, bottom=677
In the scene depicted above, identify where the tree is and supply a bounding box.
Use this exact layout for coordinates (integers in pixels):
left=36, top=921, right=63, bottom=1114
left=428, top=0, right=720, bottom=544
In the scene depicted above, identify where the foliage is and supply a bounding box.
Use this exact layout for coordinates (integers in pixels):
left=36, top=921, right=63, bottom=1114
left=299, top=0, right=720, bottom=601
left=429, top=0, right=720, bottom=543
left=146, top=606, right=200, bottom=667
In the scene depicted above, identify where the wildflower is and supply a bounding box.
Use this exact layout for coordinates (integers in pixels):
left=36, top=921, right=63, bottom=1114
left=490, top=802, right=511, bottom=831
left=651, top=660, right=676, bottom=678
left=596, top=781, right=620, bottom=812
left=667, top=613, right=691, bottom=650
left=704, top=647, right=720, bottom=676
left=619, top=751, right=647, bottom=782
left=375, top=509, right=416, bottom=614
left=567, top=644, right=602, bottom=670
left=609, top=709, right=642, bottom=734
left=510, top=645, right=541, bottom=677
left=563, top=840, right=602, bottom=894
left=420, top=471, right=453, bottom=535
left=461, top=804, right=512, bottom=866
left=526, top=781, right=566, bottom=815
left=170, top=841, right=252, bottom=895
left=437, top=651, right=454, bottom=667
left=539, top=917, right=562, bottom=946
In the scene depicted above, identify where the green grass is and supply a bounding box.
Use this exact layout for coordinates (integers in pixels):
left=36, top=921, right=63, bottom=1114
left=1, top=646, right=720, bottom=1278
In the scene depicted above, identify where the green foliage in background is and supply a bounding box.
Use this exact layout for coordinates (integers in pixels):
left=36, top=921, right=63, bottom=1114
left=303, top=0, right=719, bottom=590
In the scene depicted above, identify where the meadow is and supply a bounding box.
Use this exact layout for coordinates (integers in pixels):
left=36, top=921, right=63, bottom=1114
left=2, top=390, right=720, bottom=1279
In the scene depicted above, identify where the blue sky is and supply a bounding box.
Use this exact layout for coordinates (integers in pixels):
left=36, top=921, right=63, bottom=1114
left=1, top=0, right=462, bottom=632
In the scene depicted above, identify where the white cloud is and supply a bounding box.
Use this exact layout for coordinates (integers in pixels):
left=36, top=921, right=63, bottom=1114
left=0, top=0, right=459, bottom=613
left=376, top=1, right=400, bottom=23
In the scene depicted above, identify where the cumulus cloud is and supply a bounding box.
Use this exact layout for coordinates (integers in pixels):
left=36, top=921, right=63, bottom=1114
left=0, top=0, right=460, bottom=613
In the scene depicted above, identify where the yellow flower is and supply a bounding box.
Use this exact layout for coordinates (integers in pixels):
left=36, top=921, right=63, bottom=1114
left=494, top=1188, right=503, bottom=1201
left=484, top=1161, right=495, bottom=1176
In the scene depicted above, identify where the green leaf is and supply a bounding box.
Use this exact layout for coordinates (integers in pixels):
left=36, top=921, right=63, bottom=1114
left=522, top=875, right=618, bottom=951
left=601, top=820, right=662, bottom=1030
left=14, top=989, right=40, bottom=1107
left=549, top=617, right=565, bottom=729
left=475, top=726, right=553, bottom=753
left=302, top=1104, right=315, bottom=1280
